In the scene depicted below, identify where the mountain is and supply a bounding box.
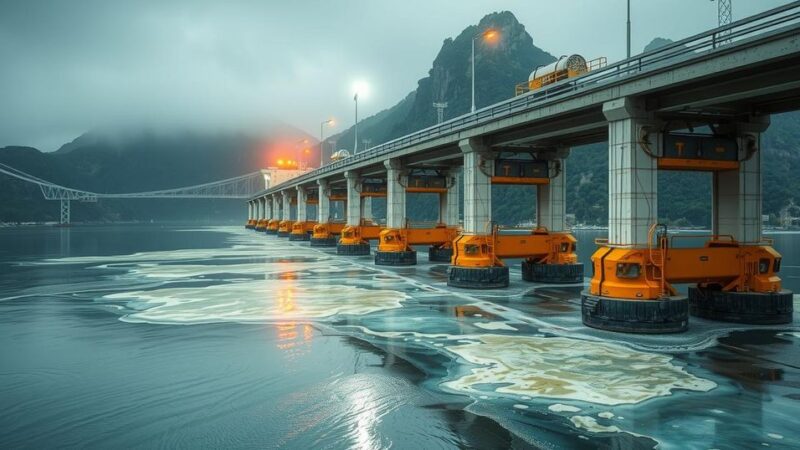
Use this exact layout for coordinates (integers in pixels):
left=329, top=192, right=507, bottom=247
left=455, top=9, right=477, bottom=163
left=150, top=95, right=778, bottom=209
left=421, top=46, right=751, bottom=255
left=0, top=127, right=316, bottom=223
left=329, top=11, right=555, bottom=153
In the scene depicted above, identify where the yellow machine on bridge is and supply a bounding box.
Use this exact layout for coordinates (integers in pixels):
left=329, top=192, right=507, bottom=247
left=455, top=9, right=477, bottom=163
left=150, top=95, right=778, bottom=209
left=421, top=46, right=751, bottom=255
left=515, top=54, right=607, bottom=96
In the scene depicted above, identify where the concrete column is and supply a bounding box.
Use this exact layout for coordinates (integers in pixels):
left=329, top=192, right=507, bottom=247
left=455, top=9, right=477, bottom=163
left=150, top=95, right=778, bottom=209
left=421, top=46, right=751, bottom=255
left=282, top=192, right=291, bottom=221
left=264, top=196, right=272, bottom=219
left=713, top=116, right=769, bottom=243
left=296, top=186, right=307, bottom=222
left=385, top=159, right=406, bottom=228
left=248, top=201, right=253, bottom=220
left=344, top=171, right=361, bottom=226
left=603, top=98, right=658, bottom=247
left=272, top=196, right=280, bottom=220
left=537, top=155, right=567, bottom=232
left=439, top=168, right=461, bottom=226
left=317, top=179, right=330, bottom=222
left=459, top=138, right=492, bottom=235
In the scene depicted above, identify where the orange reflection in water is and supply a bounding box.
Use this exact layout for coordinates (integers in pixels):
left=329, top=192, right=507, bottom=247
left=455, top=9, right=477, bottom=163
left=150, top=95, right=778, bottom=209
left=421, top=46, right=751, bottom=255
left=274, top=285, right=313, bottom=354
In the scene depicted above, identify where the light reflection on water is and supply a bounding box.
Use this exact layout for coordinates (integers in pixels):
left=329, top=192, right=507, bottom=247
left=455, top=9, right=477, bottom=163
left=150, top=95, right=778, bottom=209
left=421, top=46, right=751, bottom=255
left=1, top=225, right=799, bottom=449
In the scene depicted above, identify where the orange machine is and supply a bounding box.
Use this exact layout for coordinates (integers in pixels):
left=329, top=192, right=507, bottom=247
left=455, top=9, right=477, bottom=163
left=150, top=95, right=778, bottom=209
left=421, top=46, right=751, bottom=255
left=375, top=170, right=460, bottom=265
left=375, top=224, right=461, bottom=266
left=582, top=131, right=792, bottom=333
left=337, top=220, right=382, bottom=256
left=254, top=219, right=268, bottom=232
left=289, top=221, right=317, bottom=241
left=265, top=219, right=280, bottom=235
left=449, top=226, right=581, bottom=288
left=277, top=220, right=294, bottom=237
left=310, top=221, right=345, bottom=247
left=245, top=219, right=257, bottom=230
left=448, top=155, right=583, bottom=288
left=309, top=187, right=348, bottom=247
left=584, top=226, right=791, bottom=333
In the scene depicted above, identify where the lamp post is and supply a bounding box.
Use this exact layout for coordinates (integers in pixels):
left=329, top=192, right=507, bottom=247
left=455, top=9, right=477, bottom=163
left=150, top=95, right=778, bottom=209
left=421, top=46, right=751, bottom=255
left=320, top=118, right=334, bottom=166
left=354, top=92, right=359, bottom=154
left=471, top=28, right=499, bottom=113
left=627, top=0, right=631, bottom=58
left=351, top=81, right=368, bottom=154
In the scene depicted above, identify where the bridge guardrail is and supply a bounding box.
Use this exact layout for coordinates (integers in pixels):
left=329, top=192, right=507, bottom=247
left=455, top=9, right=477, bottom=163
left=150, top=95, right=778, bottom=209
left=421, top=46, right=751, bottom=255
left=258, top=1, right=800, bottom=198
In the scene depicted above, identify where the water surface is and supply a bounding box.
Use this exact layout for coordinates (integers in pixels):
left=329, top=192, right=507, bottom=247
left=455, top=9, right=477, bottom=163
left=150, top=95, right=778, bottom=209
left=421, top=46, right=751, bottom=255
left=1, top=225, right=798, bottom=449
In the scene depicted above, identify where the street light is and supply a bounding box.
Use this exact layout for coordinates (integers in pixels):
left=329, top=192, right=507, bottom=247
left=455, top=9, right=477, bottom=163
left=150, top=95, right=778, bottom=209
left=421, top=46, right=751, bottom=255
left=320, top=118, right=334, bottom=166
left=352, top=80, right=369, bottom=154
left=471, top=28, right=500, bottom=113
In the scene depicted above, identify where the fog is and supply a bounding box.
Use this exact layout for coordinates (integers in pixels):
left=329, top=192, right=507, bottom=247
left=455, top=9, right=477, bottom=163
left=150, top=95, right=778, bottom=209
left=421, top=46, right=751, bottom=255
left=0, top=0, right=790, bottom=151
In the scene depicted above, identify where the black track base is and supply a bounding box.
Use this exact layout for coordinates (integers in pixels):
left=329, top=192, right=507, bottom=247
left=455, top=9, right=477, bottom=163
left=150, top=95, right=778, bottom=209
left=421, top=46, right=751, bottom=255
left=428, top=246, right=453, bottom=263
left=375, top=250, right=417, bottom=266
left=689, top=287, right=793, bottom=324
left=581, top=293, right=689, bottom=334
left=245, top=225, right=254, bottom=230
left=265, top=229, right=278, bottom=235
left=337, top=242, right=371, bottom=256
left=447, top=266, right=509, bottom=289
left=310, top=237, right=338, bottom=247
left=277, top=231, right=291, bottom=237
left=289, top=233, right=310, bottom=241
left=521, top=261, right=584, bottom=283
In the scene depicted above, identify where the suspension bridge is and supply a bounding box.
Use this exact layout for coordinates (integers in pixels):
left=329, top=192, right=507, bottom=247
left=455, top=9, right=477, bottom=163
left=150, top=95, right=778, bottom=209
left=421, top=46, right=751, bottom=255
left=0, top=162, right=273, bottom=224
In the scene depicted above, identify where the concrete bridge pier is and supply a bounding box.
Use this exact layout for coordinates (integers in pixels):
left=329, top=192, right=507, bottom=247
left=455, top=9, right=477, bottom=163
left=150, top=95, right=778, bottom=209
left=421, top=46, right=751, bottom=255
left=374, top=159, right=416, bottom=265
left=311, top=179, right=339, bottom=247
left=277, top=191, right=294, bottom=237
left=693, top=116, right=792, bottom=324
left=255, top=197, right=268, bottom=232
left=290, top=186, right=313, bottom=241
left=428, top=167, right=461, bottom=262
left=447, top=138, right=509, bottom=288
left=246, top=200, right=255, bottom=229
left=521, top=151, right=584, bottom=283
left=337, top=171, right=372, bottom=255
left=266, top=195, right=280, bottom=234
left=582, top=99, right=791, bottom=334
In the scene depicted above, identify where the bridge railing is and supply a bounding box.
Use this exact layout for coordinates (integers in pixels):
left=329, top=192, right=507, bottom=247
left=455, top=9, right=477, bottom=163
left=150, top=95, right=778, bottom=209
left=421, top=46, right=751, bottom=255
left=259, top=1, right=800, bottom=197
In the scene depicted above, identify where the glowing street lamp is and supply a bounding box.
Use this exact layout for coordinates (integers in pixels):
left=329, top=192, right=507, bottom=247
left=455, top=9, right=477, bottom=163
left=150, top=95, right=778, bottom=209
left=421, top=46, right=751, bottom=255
left=352, top=80, right=369, bottom=154
left=471, top=28, right=500, bottom=113
left=320, top=118, right=334, bottom=166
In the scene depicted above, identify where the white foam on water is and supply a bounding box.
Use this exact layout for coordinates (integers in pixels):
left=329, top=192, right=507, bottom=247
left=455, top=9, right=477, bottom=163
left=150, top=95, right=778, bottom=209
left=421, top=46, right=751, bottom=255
left=548, top=404, right=581, bottom=413
left=767, top=433, right=783, bottom=440
left=474, top=321, right=518, bottom=331
left=105, top=279, right=408, bottom=324
left=570, top=416, right=621, bottom=434
left=513, top=404, right=529, bottom=410
left=598, top=411, right=614, bottom=419
left=442, top=334, right=716, bottom=406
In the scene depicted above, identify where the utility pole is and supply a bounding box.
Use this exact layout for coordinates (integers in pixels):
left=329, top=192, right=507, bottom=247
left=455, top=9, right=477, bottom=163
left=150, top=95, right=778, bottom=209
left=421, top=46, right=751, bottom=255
left=354, top=92, right=359, bottom=154
left=626, top=0, right=631, bottom=58
left=712, top=0, right=733, bottom=44
left=433, top=102, right=448, bottom=124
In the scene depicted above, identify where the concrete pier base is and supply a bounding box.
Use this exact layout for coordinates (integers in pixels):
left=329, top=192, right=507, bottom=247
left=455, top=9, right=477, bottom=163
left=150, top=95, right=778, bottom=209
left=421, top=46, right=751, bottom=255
left=688, top=287, right=793, bottom=324
left=447, top=266, right=509, bottom=289
left=521, top=261, right=583, bottom=283
left=374, top=250, right=417, bottom=266
left=581, top=294, right=689, bottom=333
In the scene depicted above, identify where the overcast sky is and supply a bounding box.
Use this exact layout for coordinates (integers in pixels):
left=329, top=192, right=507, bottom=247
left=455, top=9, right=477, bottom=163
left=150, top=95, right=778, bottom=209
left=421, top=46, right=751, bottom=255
left=0, top=0, right=791, bottom=151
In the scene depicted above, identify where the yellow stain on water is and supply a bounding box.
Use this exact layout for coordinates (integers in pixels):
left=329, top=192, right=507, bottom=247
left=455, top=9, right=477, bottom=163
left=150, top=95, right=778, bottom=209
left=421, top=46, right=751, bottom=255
left=443, top=334, right=716, bottom=406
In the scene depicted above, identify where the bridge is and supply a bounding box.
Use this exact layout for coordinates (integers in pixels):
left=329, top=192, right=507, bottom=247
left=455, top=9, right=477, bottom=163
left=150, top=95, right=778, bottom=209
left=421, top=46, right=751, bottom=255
left=0, top=163, right=286, bottom=225
left=246, top=2, right=800, bottom=334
